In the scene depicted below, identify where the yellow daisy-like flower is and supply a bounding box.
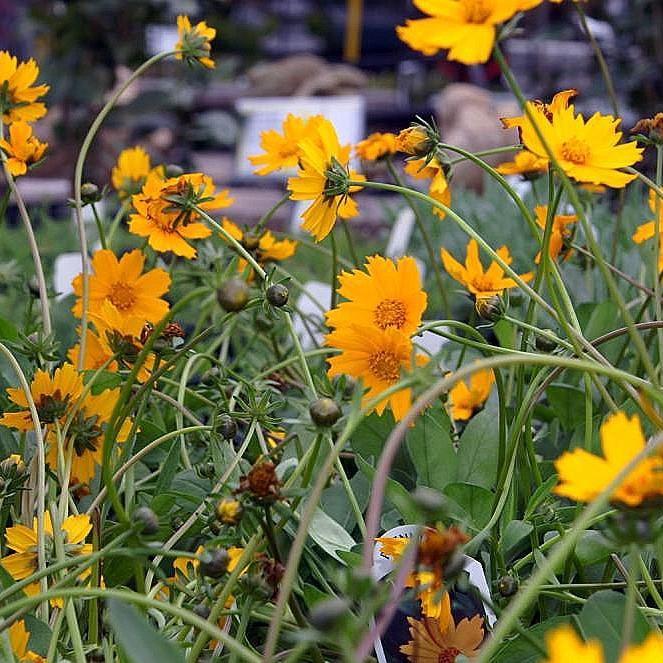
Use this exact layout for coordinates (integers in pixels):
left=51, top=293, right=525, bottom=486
left=326, top=255, right=428, bottom=337
left=356, top=132, right=399, bottom=161
left=249, top=114, right=322, bottom=175
left=441, top=239, right=533, bottom=300
left=534, top=205, right=578, bottom=263
left=0, top=120, right=47, bottom=176
left=326, top=324, right=426, bottom=421
left=448, top=368, right=494, bottom=421
left=619, top=633, right=663, bottom=663
left=72, top=249, right=171, bottom=333
left=404, top=157, right=451, bottom=219
left=9, top=620, right=46, bottom=663
left=496, top=150, right=548, bottom=178
left=287, top=117, right=365, bottom=242
left=396, top=0, right=542, bottom=65
left=0, top=51, right=49, bottom=124
left=111, top=146, right=153, bottom=198
left=0, top=363, right=84, bottom=432
left=175, top=15, right=216, bottom=69
left=541, top=626, right=603, bottom=663
left=554, top=411, right=663, bottom=506
left=632, top=189, right=663, bottom=272
left=1, top=512, right=92, bottom=598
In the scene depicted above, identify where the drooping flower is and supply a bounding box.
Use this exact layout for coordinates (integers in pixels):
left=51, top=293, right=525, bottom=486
left=534, top=205, right=578, bottom=263
left=326, top=324, right=426, bottom=421
left=0, top=363, right=84, bottom=432
left=396, top=0, right=542, bottom=65
left=554, top=411, right=663, bottom=506
left=448, top=368, right=494, bottom=421
left=496, top=150, right=548, bottom=178
left=9, top=620, right=46, bottom=663
left=249, top=114, right=322, bottom=175
left=404, top=157, right=451, bottom=219
left=111, top=146, right=153, bottom=198
left=441, top=239, right=533, bottom=300
left=326, top=255, right=427, bottom=337
left=287, top=117, right=365, bottom=242
left=396, top=125, right=435, bottom=157
left=72, top=249, right=171, bottom=332
left=632, top=113, right=663, bottom=144
left=632, top=189, right=663, bottom=272
left=0, top=120, right=47, bottom=176
left=0, top=51, right=49, bottom=124
left=356, top=132, right=399, bottom=161
left=175, top=15, right=216, bottom=69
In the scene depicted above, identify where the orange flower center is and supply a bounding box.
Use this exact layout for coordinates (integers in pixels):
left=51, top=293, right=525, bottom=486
left=560, top=137, right=590, bottom=165
left=368, top=350, right=401, bottom=382
left=463, top=0, right=492, bottom=23
left=374, top=299, right=407, bottom=330
left=438, top=647, right=461, bottom=663
left=108, top=283, right=136, bottom=311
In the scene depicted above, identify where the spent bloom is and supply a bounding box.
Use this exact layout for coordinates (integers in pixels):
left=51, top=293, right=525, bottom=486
left=0, top=51, right=49, bottom=124
left=0, top=120, right=47, bottom=176
left=175, top=15, right=216, bottom=69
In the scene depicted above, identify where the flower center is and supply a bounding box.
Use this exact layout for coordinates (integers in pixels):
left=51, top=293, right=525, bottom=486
left=374, top=299, right=407, bottom=330
left=108, top=282, right=136, bottom=311
left=35, top=390, right=69, bottom=424
left=463, top=0, right=492, bottom=23
left=368, top=350, right=401, bottom=382
left=438, top=647, right=461, bottom=663
left=560, top=137, right=590, bottom=165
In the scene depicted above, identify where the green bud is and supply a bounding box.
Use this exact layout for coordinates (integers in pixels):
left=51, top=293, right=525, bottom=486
left=266, top=283, right=289, bottom=308
left=309, top=397, right=342, bottom=427
left=217, top=278, right=250, bottom=312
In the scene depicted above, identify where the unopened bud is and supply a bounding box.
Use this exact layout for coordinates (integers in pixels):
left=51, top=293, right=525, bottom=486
left=217, top=278, right=250, bottom=312
left=309, top=397, right=342, bottom=427
left=266, top=283, right=289, bottom=308
left=199, top=548, right=230, bottom=578
left=133, top=506, right=159, bottom=536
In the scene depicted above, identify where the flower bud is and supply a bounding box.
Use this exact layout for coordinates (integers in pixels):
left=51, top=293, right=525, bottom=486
left=241, top=233, right=261, bottom=251
left=133, top=506, right=159, bottom=535
left=217, top=278, right=250, bottom=312
left=199, top=548, right=230, bottom=578
left=534, top=330, right=558, bottom=353
left=266, top=283, right=289, bottom=308
left=81, top=182, right=102, bottom=204
left=475, top=295, right=504, bottom=322
left=216, top=414, right=237, bottom=440
left=309, top=397, right=342, bottom=427
left=498, top=575, right=519, bottom=597
left=165, top=164, right=184, bottom=178
left=396, top=126, right=435, bottom=157
left=215, top=497, right=243, bottom=525
left=192, top=603, right=211, bottom=619
left=1, top=454, right=26, bottom=476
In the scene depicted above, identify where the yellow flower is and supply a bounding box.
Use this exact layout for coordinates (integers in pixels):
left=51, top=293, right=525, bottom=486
left=1, top=512, right=92, bottom=598
left=534, top=205, right=577, bottom=263
left=72, top=249, right=171, bottom=332
left=175, top=15, right=216, bottom=69
left=496, top=150, right=548, bottom=177
left=249, top=114, right=322, bottom=175
left=541, top=626, right=603, bottom=663
left=632, top=189, right=663, bottom=272
left=397, top=126, right=434, bottom=157
left=326, top=255, right=428, bottom=337
left=67, top=327, right=119, bottom=373
left=441, top=239, right=533, bottom=300
left=0, top=51, right=49, bottom=124
left=404, top=157, right=451, bottom=219
left=0, top=121, right=47, bottom=176
left=326, top=324, right=426, bottom=421
left=111, top=146, right=153, bottom=198
left=287, top=117, right=365, bottom=241
left=619, top=633, right=663, bottom=663
left=396, top=0, right=541, bottom=65
left=448, top=368, right=494, bottom=421
left=554, top=411, right=663, bottom=506
left=0, top=363, right=84, bottom=432
left=9, top=620, right=46, bottom=663
left=356, top=132, right=399, bottom=161
left=129, top=171, right=231, bottom=258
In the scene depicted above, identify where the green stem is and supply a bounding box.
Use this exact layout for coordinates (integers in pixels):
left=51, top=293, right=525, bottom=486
left=654, top=145, right=663, bottom=381
left=329, top=228, right=339, bottom=309
left=91, top=202, right=107, bottom=249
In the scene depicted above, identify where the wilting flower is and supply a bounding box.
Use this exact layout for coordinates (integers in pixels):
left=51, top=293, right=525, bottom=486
left=404, top=157, right=451, bottom=219
left=249, top=114, right=322, bottom=175
left=326, top=255, right=427, bottom=337
left=175, top=15, right=216, bottom=69
left=356, top=132, right=399, bottom=161
left=448, top=368, right=494, bottom=421
left=534, top=205, right=578, bottom=263
left=326, top=325, right=426, bottom=421
left=0, top=363, right=84, bottom=432
left=632, top=113, right=663, bottom=144
left=632, top=189, right=663, bottom=272
left=496, top=150, right=548, bottom=178
left=441, top=239, right=533, bottom=300
left=72, top=249, right=171, bottom=333
left=397, top=0, right=542, bottom=65
left=111, top=146, right=154, bottom=198
left=129, top=171, right=232, bottom=258
left=287, top=117, right=365, bottom=241
left=9, top=620, right=46, bottom=663
left=0, top=120, right=47, bottom=176
left=236, top=460, right=282, bottom=503
left=0, top=51, right=49, bottom=124
left=554, top=411, right=663, bottom=506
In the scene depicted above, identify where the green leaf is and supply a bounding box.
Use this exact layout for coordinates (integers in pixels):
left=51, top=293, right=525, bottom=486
left=576, top=590, right=650, bottom=662
left=575, top=531, right=614, bottom=567
left=107, top=599, right=185, bottom=663
left=443, top=483, right=494, bottom=531
left=455, top=410, right=499, bottom=489
left=0, top=316, right=18, bottom=342
left=308, top=508, right=356, bottom=563
left=24, top=615, right=52, bottom=657
left=524, top=474, right=558, bottom=520
left=501, top=520, right=533, bottom=556
left=153, top=442, right=181, bottom=495
left=406, top=407, right=457, bottom=492
left=493, top=617, right=568, bottom=663
left=546, top=384, right=586, bottom=430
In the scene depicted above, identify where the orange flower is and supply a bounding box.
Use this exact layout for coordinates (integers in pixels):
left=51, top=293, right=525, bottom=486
left=0, top=120, right=47, bottom=176
left=448, top=368, right=494, bottom=421
left=356, top=132, right=399, bottom=161
left=0, top=51, right=49, bottom=124
left=175, top=15, right=216, bottom=69
left=632, top=189, right=663, bottom=272
left=404, top=157, right=451, bottom=219
left=496, top=150, right=548, bottom=178
left=534, top=205, right=578, bottom=263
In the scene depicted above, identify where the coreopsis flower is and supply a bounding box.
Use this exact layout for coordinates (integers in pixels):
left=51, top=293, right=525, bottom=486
left=448, top=368, right=494, bottom=421
left=441, top=239, right=533, bottom=301
left=0, top=363, right=84, bottom=431
left=502, top=89, right=577, bottom=130
left=554, top=411, right=663, bottom=506
left=496, top=150, right=548, bottom=178
left=632, top=189, right=663, bottom=272
left=287, top=117, right=365, bottom=242
left=620, top=633, right=663, bottom=663
left=0, top=120, right=47, bottom=176
left=326, top=325, right=427, bottom=421
left=1, top=512, right=92, bottom=598
left=9, top=620, right=46, bottom=663
left=632, top=113, right=663, bottom=145
left=249, top=114, right=322, bottom=175
left=397, top=0, right=542, bottom=65
left=325, top=255, right=427, bottom=337
left=72, top=249, right=171, bottom=333
left=404, top=157, right=451, bottom=219
left=111, top=146, right=153, bottom=198
left=129, top=171, right=231, bottom=258
left=355, top=132, right=399, bottom=161
left=534, top=205, right=578, bottom=263
left=67, top=327, right=119, bottom=373
left=396, top=125, right=437, bottom=158
left=0, top=51, right=49, bottom=124
left=175, top=15, right=216, bottom=69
